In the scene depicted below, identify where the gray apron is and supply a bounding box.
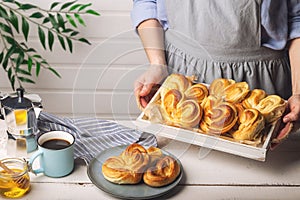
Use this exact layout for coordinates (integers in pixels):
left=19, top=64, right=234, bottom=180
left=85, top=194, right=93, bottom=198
left=164, top=0, right=292, bottom=99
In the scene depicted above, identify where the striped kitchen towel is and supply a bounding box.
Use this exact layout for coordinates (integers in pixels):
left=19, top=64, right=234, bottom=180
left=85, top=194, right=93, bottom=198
left=37, top=112, right=157, bottom=163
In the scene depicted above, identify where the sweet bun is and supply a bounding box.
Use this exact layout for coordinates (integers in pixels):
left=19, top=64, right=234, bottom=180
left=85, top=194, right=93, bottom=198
left=171, top=99, right=202, bottom=128
left=147, top=146, right=164, bottom=165
left=160, top=73, right=192, bottom=99
left=185, top=83, right=208, bottom=104
left=231, top=108, right=265, bottom=141
left=242, top=89, right=267, bottom=109
left=102, top=144, right=181, bottom=187
left=255, top=95, right=287, bottom=124
left=143, top=156, right=181, bottom=187
left=200, top=97, right=238, bottom=134
left=224, top=82, right=250, bottom=103
left=142, top=73, right=287, bottom=146
left=102, top=143, right=150, bottom=184
left=209, top=78, right=235, bottom=97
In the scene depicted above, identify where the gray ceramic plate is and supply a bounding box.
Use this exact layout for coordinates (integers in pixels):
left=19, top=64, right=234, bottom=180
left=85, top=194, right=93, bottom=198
left=87, top=145, right=183, bottom=199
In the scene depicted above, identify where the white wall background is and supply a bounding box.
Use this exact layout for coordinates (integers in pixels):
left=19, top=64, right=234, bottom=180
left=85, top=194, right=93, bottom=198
left=0, top=0, right=148, bottom=120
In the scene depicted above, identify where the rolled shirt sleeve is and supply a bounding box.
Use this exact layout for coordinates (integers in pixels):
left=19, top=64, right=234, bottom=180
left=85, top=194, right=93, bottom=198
left=131, top=0, right=168, bottom=30
left=288, top=0, right=300, bottom=40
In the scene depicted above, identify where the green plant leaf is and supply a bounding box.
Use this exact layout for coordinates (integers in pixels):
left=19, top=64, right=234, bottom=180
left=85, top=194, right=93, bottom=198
left=38, top=27, right=46, bottom=49
left=48, top=30, right=54, bottom=51
left=3, top=46, right=16, bottom=70
left=0, top=6, right=9, bottom=19
left=50, top=2, right=60, bottom=10
left=42, top=17, right=50, bottom=24
left=70, top=31, right=79, bottom=36
left=48, top=67, right=61, bottom=78
left=19, top=42, right=28, bottom=48
left=2, top=58, right=8, bottom=71
left=57, top=35, right=66, bottom=50
left=9, top=10, right=19, bottom=33
left=66, top=14, right=77, bottom=28
left=60, top=1, right=77, bottom=11
left=18, top=76, right=35, bottom=84
left=69, top=4, right=82, bottom=11
left=3, top=0, right=15, bottom=3
left=26, top=48, right=36, bottom=53
left=16, top=51, right=25, bottom=67
left=32, top=54, right=42, bottom=59
left=78, top=3, right=92, bottom=11
left=0, top=52, right=3, bottom=64
left=74, top=13, right=85, bottom=26
left=3, top=35, right=15, bottom=45
left=78, top=38, right=91, bottom=45
left=67, top=37, right=73, bottom=53
left=56, top=13, right=65, bottom=29
left=9, top=75, right=15, bottom=91
left=35, top=62, right=41, bottom=76
left=16, top=67, right=31, bottom=76
left=0, top=22, right=13, bottom=35
left=29, top=12, right=44, bottom=19
left=28, top=57, right=33, bottom=72
left=62, top=28, right=73, bottom=33
left=7, top=67, right=13, bottom=80
left=48, top=14, right=59, bottom=30
left=19, top=3, right=37, bottom=10
left=85, top=9, right=100, bottom=16
left=21, top=16, right=29, bottom=41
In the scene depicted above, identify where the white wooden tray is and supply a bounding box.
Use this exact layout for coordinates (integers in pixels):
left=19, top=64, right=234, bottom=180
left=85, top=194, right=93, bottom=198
left=135, top=86, right=281, bottom=162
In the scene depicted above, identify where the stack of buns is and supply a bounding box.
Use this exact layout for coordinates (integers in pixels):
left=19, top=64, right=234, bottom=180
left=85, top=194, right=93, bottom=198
left=143, top=74, right=287, bottom=145
left=102, top=143, right=181, bottom=187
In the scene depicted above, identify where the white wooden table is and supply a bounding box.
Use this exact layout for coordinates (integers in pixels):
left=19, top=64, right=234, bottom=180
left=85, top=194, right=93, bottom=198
left=2, top=120, right=300, bottom=200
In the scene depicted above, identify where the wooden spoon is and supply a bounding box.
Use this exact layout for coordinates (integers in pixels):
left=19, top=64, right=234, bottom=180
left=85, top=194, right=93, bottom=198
left=0, top=160, right=30, bottom=189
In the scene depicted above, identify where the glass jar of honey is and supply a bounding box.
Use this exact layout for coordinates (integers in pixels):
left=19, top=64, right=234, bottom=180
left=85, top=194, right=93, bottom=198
left=0, top=158, right=30, bottom=198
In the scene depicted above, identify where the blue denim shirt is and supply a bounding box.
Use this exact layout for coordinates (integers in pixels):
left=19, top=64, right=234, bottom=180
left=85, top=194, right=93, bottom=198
left=131, top=0, right=300, bottom=50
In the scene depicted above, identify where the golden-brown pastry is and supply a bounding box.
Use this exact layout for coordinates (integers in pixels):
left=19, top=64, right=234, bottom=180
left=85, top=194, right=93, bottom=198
left=143, top=101, right=169, bottom=124
left=159, top=85, right=202, bottom=128
left=255, top=95, right=287, bottom=124
left=231, top=108, right=265, bottom=141
left=143, top=156, right=181, bottom=187
left=147, top=146, right=164, bottom=166
left=171, top=99, right=203, bottom=128
left=160, top=73, right=192, bottom=99
left=224, top=82, right=250, bottom=103
left=102, top=143, right=150, bottom=184
left=242, top=89, right=267, bottom=109
left=161, top=89, right=183, bottom=116
left=200, top=97, right=238, bottom=134
left=185, top=83, right=209, bottom=104
left=209, top=78, right=235, bottom=98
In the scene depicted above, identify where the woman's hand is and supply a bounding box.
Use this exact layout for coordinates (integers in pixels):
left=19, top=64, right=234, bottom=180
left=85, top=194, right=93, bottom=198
left=271, top=94, right=300, bottom=149
left=134, top=64, right=169, bottom=109
left=283, top=94, right=300, bottom=123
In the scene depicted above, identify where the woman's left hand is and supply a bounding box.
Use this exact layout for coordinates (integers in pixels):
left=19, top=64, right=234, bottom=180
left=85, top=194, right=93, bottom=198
left=283, top=94, right=300, bottom=123
left=271, top=94, right=300, bottom=149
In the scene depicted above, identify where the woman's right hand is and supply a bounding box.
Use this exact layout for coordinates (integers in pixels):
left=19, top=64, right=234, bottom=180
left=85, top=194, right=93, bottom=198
left=134, top=64, right=169, bottom=110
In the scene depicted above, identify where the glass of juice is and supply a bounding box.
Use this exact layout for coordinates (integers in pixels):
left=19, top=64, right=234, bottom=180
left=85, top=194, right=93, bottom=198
left=0, top=158, right=30, bottom=198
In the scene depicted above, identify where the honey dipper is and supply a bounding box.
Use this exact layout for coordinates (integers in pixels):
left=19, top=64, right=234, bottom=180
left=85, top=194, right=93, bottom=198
left=0, top=160, right=30, bottom=189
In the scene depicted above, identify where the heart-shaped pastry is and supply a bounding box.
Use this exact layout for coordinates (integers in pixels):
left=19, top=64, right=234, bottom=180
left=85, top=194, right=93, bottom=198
left=102, top=143, right=150, bottom=184
left=200, top=96, right=238, bottom=134
left=143, top=155, right=181, bottom=187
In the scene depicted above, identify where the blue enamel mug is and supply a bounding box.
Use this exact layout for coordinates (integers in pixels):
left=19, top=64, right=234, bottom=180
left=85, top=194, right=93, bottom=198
left=29, top=131, right=75, bottom=178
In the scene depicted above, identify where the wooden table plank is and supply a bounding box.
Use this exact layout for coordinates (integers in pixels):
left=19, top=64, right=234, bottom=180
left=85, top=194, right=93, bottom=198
left=21, top=183, right=300, bottom=200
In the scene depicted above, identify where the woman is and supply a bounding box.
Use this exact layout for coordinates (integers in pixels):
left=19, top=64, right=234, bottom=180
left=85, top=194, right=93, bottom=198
left=131, top=0, right=300, bottom=140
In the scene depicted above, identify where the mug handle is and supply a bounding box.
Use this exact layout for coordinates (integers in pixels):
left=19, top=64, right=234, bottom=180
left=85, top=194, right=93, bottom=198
left=29, top=150, right=44, bottom=175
